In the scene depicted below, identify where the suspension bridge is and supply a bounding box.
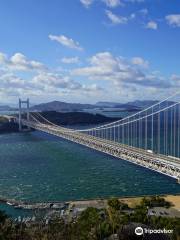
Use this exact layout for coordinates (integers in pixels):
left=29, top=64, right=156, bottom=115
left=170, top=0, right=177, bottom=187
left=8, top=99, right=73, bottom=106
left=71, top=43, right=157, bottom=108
left=16, top=93, right=180, bottom=183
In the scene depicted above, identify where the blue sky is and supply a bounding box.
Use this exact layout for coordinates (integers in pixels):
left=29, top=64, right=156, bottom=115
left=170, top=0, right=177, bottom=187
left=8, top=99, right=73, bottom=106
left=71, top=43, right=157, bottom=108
left=0, top=0, right=180, bottom=104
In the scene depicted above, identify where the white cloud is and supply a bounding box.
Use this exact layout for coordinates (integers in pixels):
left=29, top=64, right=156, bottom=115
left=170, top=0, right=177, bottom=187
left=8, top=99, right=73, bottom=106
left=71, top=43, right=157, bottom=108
left=131, top=57, right=149, bottom=68
left=0, top=73, right=27, bottom=89
left=82, top=83, right=104, bottom=92
left=146, top=21, right=158, bottom=30
left=0, top=53, right=7, bottom=63
left=32, top=72, right=83, bottom=90
left=170, top=74, right=180, bottom=86
left=71, top=52, right=146, bottom=85
left=80, top=0, right=145, bottom=9
left=0, top=70, right=105, bottom=103
left=130, top=13, right=136, bottom=19
left=0, top=52, right=46, bottom=72
left=105, top=10, right=128, bottom=24
left=102, top=0, right=122, bottom=7
left=49, top=34, right=83, bottom=51
left=139, top=8, right=148, bottom=15
left=0, top=50, right=105, bottom=102
left=72, top=52, right=121, bottom=78
left=166, top=14, right=180, bottom=27
left=80, top=0, right=94, bottom=8
left=71, top=52, right=172, bottom=91
left=125, top=0, right=144, bottom=2
left=61, top=57, right=79, bottom=64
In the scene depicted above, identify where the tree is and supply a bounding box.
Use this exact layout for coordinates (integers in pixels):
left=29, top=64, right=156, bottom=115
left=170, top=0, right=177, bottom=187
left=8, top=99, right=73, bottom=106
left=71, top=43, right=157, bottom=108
left=73, top=207, right=101, bottom=240
left=0, top=210, right=8, bottom=224
left=108, top=198, right=121, bottom=211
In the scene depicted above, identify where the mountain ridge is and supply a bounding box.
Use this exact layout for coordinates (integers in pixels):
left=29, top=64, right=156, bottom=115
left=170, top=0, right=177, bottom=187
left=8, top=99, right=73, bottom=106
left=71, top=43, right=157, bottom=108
left=31, top=100, right=160, bottom=112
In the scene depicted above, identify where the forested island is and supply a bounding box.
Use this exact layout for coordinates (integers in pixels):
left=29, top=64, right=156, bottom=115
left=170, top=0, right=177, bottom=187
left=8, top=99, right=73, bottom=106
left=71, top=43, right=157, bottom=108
left=0, top=116, right=19, bottom=133
left=0, top=112, right=120, bottom=134
left=38, top=111, right=120, bottom=125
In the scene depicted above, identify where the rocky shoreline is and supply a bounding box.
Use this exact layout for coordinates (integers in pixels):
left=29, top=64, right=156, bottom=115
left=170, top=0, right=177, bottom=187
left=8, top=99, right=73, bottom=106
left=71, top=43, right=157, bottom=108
left=1, top=194, right=180, bottom=211
left=0, top=198, right=68, bottom=210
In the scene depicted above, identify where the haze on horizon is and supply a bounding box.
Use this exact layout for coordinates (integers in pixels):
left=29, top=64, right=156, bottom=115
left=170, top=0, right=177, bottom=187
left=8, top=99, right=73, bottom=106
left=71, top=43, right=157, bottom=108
left=0, top=0, right=180, bottom=105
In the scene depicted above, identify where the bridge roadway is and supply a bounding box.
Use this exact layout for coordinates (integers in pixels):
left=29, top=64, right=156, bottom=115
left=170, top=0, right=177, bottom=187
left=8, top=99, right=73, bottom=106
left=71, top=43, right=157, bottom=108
left=22, top=120, right=180, bottom=182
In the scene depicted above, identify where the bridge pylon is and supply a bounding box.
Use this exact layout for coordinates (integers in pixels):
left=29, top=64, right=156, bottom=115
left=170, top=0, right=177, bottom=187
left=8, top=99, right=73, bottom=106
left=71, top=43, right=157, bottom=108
left=18, top=98, right=30, bottom=131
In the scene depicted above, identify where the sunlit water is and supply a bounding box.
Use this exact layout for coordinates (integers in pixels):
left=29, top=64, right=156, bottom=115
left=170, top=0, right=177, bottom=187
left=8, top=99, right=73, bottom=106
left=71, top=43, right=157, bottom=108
left=0, top=131, right=179, bottom=204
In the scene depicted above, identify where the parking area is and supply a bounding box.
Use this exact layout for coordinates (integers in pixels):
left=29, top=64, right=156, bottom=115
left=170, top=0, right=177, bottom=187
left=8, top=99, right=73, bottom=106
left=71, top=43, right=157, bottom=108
left=148, top=207, right=180, bottom=218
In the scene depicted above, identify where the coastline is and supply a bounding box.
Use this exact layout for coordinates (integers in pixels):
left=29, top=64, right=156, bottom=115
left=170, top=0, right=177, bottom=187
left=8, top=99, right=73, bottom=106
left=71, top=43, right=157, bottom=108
left=1, top=194, right=180, bottom=211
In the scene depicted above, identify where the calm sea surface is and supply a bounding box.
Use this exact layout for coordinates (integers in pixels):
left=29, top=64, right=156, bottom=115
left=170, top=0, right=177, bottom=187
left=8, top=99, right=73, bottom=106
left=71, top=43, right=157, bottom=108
left=0, top=131, right=180, bottom=204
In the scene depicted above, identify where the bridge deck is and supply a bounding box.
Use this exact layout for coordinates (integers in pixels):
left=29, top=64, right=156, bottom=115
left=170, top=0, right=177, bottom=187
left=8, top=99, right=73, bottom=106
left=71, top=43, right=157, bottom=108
left=21, top=120, right=180, bottom=183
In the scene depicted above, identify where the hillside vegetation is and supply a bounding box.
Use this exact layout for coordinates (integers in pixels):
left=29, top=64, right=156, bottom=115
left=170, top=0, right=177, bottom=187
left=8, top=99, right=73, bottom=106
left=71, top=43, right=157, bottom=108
left=0, top=196, right=179, bottom=240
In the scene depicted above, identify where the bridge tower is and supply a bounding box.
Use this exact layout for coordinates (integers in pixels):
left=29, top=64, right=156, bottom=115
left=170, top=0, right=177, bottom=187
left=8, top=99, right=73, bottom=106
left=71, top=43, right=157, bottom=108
left=18, top=98, right=30, bottom=131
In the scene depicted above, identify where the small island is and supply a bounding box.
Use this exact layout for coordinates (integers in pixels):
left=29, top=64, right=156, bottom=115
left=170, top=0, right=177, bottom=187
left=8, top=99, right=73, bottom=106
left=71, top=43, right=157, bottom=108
left=0, top=111, right=121, bottom=134
left=38, top=111, right=120, bottom=125
left=0, top=116, right=19, bottom=133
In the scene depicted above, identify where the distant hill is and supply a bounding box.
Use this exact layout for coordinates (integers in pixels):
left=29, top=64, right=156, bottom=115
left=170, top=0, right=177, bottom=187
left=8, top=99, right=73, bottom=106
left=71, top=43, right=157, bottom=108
left=32, top=100, right=143, bottom=112
left=31, top=101, right=95, bottom=112
left=126, top=100, right=176, bottom=109
left=95, top=102, right=121, bottom=107
left=0, top=105, right=13, bottom=111
left=96, top=100, right=159, bottom=109
left=126, top=100, right=159, bottom=108
left=95, top=101, right=141, bottom=111
left=30, top=99, right=175, bottom=112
